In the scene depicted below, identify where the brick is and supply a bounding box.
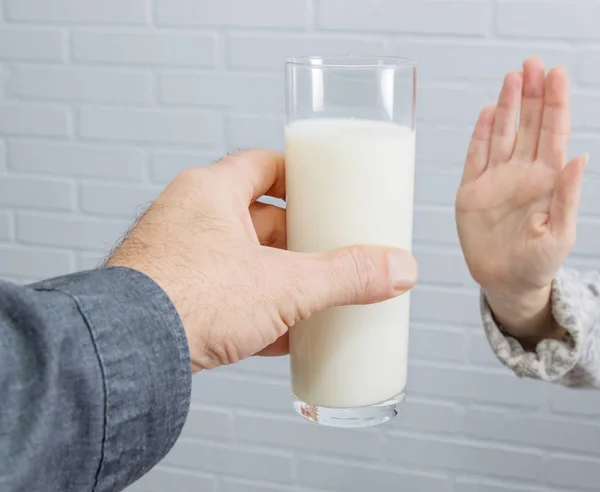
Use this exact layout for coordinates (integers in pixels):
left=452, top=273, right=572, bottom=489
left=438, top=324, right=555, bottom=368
left=0, top=105, right=68, bottom=137
left=16, top=212, right=128, bottom=251
left=550, top=384, right=600, bottom=417
left=0, top=176, right=74, bottom=211
left=79, top=108, right=224, bottom=146
left=414, top=207, right=459, bottom=245
left=579, top=173, right=600, bottom=217
left=413, top=248, right=475, bottom=287
left=0, top=212, right=11, bottom=241
left=228, top=34, right=384, bottom=71
left=542, top=454, right=600, bottom=489
left=8, top=67, right=152, bottom=104
left=159, top=72, right=283, bottom=112
left=297, top=458, right=452, bottom=492
left=9, top=141, right=146, bottom=181
left=411, top=286, right=480, bottom=325
left=417, top=126, right=471, bottom=163
left=418, top=85, right=491, bottom=124
left=191, top=373, right=293, bottom=414
left=496, top=1, right=600, bottom=40
left=0, top=141, right=6, bottom=171
left=569, top=135, right=600, bottom=175
left=162, top=439, right=292, bottom=483
left=409, top=363, right=547, bottom=408
left=227, top=356, right=290, bottom=379
left=455, top=478, right=552, bottom=492
left=415, top=168, right=462, bottom=206
left=221, top=479, right=300, bottom=492
left=181, top=405, right=232, bottom=440
left=566, top=255, right=600, bottom=272
left=157, top=0, right=306, bottom=28
left=572, top=93, right=600, bottom=131
left=386, top=433, right=542, bottom=479
left=318, top=0, right=486, bottom=35
left=235, top=412, right=385, bottom=460
left=227, top=115, right=283, bottom=151
left=72, top=30, right=216, bottom=67
left=388, top=397, right=464, bottom=435
left=392, top=40, right=571, bottom=81
left=127, top=468, right=216, bottom=492
left=464, top=407, right=600, bottom=455
left=77, top=252, right=105, bottom=271
left=151, top=150, right=221, bottom=184
left=468, top=331, right=505, bottom=368
left=0, top=27, right=63, bottom=61
left=0, top=277, right=31, bottom=285
left=7, top=0, right=150, bottom=24
left=409, top=324, right=467, bottom=363
left=573, top=219, right=600, bottom=256
left=80, top=183, right=160, bottom=218
left=576, top=49, right=600, bottom=85
left=0, top=245, right=73, bottom=278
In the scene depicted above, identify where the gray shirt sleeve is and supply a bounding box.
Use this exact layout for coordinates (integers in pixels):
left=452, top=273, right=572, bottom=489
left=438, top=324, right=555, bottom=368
left=482, top=267, right=600, bottom=387
left=0, top=266, right=191, bottom=492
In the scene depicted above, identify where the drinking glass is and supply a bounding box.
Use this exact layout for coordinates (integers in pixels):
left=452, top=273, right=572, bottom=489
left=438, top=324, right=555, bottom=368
left=285, top=56, right=417, bottom=427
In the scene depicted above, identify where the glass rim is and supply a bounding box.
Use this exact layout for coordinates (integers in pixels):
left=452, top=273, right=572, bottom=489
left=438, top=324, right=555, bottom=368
left=285, top=55, right=417, bottom=69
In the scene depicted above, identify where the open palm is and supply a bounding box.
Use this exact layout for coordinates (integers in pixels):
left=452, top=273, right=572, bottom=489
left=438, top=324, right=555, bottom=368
left=456, top=57, right=587, bottom=295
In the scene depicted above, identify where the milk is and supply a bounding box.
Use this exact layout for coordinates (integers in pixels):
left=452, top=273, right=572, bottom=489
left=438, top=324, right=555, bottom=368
left=285, top=118, right=416, bottom=409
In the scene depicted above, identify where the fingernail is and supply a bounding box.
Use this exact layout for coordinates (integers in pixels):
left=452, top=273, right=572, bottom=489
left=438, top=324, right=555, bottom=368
left=388, top=249, right=418, bottom=292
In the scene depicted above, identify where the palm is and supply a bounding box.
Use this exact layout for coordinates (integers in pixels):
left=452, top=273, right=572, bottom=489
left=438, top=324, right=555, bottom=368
left=456, top=57, right=586, bottom=293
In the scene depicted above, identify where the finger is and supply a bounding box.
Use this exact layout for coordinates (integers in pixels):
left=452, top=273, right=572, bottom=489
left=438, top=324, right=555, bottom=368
left=538, top=66, right=571, bottom=170
left=513, top=56, right=546, bottom=162
left=216, top=149, right=286, bottom=203
left=249, top=202, right=287, bottom=248
left=257, top=332, right=289, bottom=357
left=550, top=153, right=588, bottom=240
left=461, top=104, right=496, bottom=185
left=489, top=71, right=523, bottom=166
left=292, top=246, right=417, bottom=313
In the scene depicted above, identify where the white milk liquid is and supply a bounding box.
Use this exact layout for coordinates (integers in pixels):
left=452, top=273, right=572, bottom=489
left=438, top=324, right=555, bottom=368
left=286, top=118, right=416, bottom=409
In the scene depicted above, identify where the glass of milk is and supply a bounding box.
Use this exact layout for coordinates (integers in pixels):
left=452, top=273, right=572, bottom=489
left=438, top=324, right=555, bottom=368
left=285, top=56, right=416, bottom=427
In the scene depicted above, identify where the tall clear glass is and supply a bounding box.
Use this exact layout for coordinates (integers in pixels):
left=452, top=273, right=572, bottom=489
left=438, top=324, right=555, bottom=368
left=285, top=56, right=417, bottom=427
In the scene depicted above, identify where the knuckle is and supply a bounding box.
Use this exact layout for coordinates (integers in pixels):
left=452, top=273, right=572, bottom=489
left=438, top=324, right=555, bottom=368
left=343, top=246, right=377, bottom=298
left=175, top=167, right=205, bottom=184
left=280, top=286, right=311, bottom=325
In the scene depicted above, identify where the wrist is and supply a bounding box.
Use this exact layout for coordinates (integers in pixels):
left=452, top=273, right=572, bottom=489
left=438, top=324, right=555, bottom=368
left=107, top=254, right=205, bottom=374
left=483, top=284, right=559, bottom=345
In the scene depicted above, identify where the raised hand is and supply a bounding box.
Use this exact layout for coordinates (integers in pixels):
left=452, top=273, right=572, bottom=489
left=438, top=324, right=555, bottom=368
left=456, top=57, right=588, bottom=343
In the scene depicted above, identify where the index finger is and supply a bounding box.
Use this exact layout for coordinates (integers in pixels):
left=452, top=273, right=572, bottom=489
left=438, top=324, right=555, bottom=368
left=537, top=66, right=571, bottom=170
left=216, top=149, right=286, bottom=204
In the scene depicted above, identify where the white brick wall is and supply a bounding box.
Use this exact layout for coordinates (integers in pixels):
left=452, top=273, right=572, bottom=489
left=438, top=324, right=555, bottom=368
left=6, top=0, right=151, bottom=25
left=8, top=66, right=154, bottom=105
left=316, top=0, right=488, bottom=35
left=2, top=1, right=600, bottom=491
left=0, top=27, right=64, bottom=61
left=72, top=30, right=217, bottom=67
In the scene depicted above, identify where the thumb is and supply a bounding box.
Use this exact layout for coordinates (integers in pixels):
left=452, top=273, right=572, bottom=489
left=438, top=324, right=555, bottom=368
left=293, top=245, right=418, bottom=314
left=550, top=153, right=588, bottom=240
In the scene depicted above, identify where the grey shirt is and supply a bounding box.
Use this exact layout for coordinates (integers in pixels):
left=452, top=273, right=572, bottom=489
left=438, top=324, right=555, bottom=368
left=0, top=266, right=191, bottom=492
left=483, top=267, right=600, bottom=387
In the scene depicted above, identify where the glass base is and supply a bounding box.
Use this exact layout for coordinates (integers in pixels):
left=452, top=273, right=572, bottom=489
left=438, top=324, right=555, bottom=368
left=292, top=392, right=405, bottom=428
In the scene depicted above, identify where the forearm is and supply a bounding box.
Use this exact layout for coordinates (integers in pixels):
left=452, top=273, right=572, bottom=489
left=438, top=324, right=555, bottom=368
left=482, top=268, right=600, bottom=387
left=0, top=267, right=191, bottom=492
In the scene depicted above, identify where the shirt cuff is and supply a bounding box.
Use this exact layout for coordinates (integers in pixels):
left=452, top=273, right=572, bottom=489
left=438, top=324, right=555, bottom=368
left=481, top=268, right=597, bottom=386
left=33, top=266, right=191, bottom=492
